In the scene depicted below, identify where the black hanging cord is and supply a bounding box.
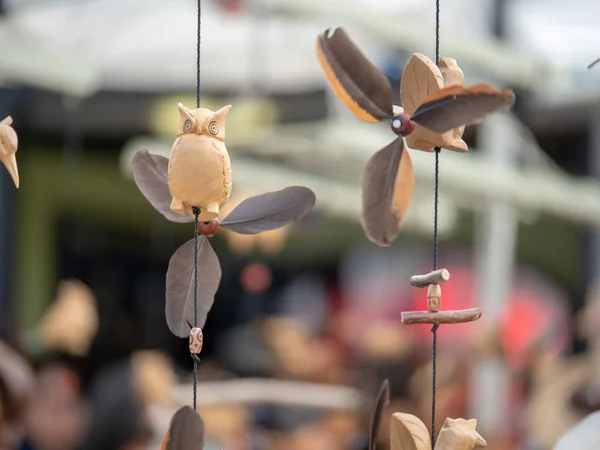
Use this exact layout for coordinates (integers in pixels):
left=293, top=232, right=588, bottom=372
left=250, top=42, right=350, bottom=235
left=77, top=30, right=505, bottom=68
left=197, top=0, right=202, bottom=108
left=192, top=207, right=200, bottom=410
left=431, top=0, right=441, bottom=446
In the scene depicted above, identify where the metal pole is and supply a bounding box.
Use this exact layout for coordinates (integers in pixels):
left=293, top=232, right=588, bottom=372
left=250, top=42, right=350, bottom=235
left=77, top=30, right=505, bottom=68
left=469, top=114, right=518, bottom=436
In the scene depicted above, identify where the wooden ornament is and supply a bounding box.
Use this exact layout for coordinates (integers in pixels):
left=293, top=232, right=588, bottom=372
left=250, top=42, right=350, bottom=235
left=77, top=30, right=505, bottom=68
left=168, top=103, right=233, bottom=222
left=0, top=116, right=19, bottom=188
left=160, top=405, right=204, bottom=450
left=188, top=327, right=203, bottom=354
left=130, top=103, right=317, bottom=340
left=391, top=414, right=487, bottom=450
left=401, top=55, right=467, bottom=153
left=402, top=269, right=482, bottom=325
left=315, top=27, right=515, bottom=247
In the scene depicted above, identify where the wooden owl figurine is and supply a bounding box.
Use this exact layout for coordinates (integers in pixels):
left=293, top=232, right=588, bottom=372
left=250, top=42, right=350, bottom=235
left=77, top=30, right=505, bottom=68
left=0, top=116, right=19, bottom=188
left=391, top=413, right=487, bottom=450
left=401, top=54, right=468, bottom=153
left=168, top=103, right=232, bottom=221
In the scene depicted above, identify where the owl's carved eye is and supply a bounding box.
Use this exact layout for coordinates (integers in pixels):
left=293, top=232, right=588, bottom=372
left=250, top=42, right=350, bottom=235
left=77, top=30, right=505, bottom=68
left=208, top=121, right=218, bottom=135
left=183, top=120, right=193, bottom=133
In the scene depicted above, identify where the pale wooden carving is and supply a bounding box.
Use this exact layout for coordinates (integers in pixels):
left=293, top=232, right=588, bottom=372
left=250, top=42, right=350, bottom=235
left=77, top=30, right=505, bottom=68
left=0, top=116, right=19, bottom=188
left=404, top=269, right=482, bottom=325
left=400, top=54, right=468, bottom=153
left=168, top=103, right=232, bottom=221
left=36, top=279, right=98, bottom=357
left=391, top=413, right=487, bottom=450
left=402, top=308, right=482, bottom=325
left=410, top=269, right=451, bottom=288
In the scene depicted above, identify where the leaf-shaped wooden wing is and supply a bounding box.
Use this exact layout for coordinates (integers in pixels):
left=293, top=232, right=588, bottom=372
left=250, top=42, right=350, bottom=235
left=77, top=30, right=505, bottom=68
left=361, top=138, right=414, bottom=247
left=411, top=84, right=515, bottom=133
left=390, top=413, right=431, bottom=450
left=316, top=27, right=394, bottom=122
left=160, top=406, right=205, bottom=450
left=220, top=186, right=316, bottom=234
left=369, top=380, right=390, bottom=450
left=165, top=237, right=221, bottom=338
left=131, top=149, right=194, bottom=224
left=400, top=53, right=444, bottom=116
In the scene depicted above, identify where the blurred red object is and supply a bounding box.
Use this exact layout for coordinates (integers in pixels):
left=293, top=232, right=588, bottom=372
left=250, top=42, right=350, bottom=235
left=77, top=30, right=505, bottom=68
left=217, top=0, right=244, bottom=13
left=406, top=265, right=569, bottom=368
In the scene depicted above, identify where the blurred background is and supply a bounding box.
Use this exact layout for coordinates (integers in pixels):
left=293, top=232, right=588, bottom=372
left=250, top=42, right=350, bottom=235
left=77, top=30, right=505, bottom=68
left=0, top=0, right=600, bottom=449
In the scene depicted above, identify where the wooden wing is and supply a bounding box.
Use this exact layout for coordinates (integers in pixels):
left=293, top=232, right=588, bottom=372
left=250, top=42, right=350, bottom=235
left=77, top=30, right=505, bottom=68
left=410, top=84, right=516, bottom=133
left=316, top=27, right=394, bottom=122
left=400, top=53, right=444, bottom=116
left=165, top=237, right=221, bottom=338
left=220, top=186, right=316, bottom=234
left=390, top=413, right=431, bottom=450
left=360, top=138, right=415, bottom=247
left=369, top=380, right=390, bottom=450
left=161, top=406, right=205, bottom=450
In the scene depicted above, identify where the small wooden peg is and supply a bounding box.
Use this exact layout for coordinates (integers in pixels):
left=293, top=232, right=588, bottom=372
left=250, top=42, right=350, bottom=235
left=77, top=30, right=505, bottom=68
left=189, top=327, right=203, bottom=354
left=401, top=308, right=482, bottom=325
left=410, top=269, right=450, bottom=288
left=427, top=284, right=441, bottom=312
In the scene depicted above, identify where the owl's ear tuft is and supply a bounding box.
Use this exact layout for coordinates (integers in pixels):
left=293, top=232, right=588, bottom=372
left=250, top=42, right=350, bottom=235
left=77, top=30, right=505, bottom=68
left=178, top=103, right=195, bottom=121
left=213, top=105, right=232, bottom=123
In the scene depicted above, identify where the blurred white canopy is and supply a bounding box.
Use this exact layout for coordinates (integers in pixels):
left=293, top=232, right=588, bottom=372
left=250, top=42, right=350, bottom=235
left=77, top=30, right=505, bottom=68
left=0, top=0, right=599, bottom=97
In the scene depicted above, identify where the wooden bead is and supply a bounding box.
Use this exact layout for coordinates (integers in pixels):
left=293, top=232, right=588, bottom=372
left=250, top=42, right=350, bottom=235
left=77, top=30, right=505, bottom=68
left=427, top=284, right=442, bottom=312
left=189, top=327, right=203, bottom=354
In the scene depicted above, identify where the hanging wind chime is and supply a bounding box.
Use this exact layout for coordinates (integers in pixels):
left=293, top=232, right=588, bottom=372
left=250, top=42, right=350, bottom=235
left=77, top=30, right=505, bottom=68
left=131, top=1, right=316, bottom=447
left=315, top=0, right=515, bottom=448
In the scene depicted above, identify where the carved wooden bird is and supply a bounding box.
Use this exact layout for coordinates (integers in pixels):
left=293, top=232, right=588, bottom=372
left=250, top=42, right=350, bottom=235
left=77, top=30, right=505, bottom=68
left=0, top=116, right=19, bottom=188
left=391, top=413, right=487, bottom=450
left=168, top=103, right=232, bottom=221
left=316, top=27, right=515, bottom=246
left=131, top=102, right=316, bottom=338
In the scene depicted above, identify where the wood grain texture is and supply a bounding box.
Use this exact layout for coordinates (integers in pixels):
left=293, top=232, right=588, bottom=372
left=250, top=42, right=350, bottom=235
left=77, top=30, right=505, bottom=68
left=220, top=186, right=316, bottom=234
left=165, top=237, right=221, bottom=338
left=168, top=104, right=232, bottom=221
left=360, top=138, right=414, bottom=247
left=316, top=27, right=393, bottom=122
left=434, top=418, right=487, bottom=450
left=131, top=150, right=194, bottom=223
left=401, top=308, right=482, bottom=325
left=390, top=412, right=431, bottom=450
left=411, top=84, right=515, bottom=134
left=410, top=269, right=450, bottom=288
left=401, top=54, right=467, bottom=153
left=160, top=406, right=205, bottom=450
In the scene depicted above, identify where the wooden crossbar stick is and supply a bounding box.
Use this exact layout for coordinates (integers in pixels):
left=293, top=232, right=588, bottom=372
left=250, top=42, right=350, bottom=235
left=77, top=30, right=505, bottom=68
left=410, top=269, right=450, bottom=288
left=401, top=307, right=482, bottom=325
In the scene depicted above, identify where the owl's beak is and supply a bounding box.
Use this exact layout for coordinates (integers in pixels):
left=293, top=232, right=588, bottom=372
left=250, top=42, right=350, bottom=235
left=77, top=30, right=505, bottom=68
left=2, top=153, right=18, bottom=189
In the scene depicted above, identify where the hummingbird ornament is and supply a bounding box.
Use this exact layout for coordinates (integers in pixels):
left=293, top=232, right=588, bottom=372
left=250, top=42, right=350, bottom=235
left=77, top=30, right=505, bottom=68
left=316, top=27, right=515, bottom=246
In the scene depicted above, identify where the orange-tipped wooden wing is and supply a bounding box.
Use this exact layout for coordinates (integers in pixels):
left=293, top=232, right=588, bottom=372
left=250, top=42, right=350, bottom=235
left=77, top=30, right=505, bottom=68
left=160, top=406, right=204, bottom=450
left=410, top=84, right=515, bottom=133
left=369, top=380, right=390, bottom=450
left=361, top=138, right=415, bottom=247
left=316, top=27, right=394, bottom=122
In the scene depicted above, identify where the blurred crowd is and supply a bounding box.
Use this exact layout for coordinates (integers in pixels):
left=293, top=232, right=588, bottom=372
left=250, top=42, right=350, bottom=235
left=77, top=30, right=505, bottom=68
left=0, top=245, right=597, bottom=450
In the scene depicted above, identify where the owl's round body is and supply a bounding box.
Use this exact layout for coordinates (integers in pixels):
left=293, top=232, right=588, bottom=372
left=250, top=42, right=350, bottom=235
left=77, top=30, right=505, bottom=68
left=167, top=104, right=233, bottom=222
